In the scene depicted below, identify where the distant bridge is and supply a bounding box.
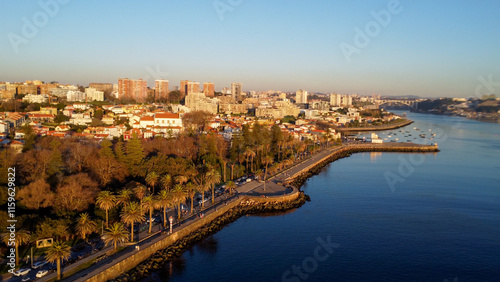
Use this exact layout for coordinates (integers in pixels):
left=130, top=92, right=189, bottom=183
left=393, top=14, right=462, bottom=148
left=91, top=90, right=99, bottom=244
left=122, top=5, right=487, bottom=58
left=377, top=99, right=419, bottom=108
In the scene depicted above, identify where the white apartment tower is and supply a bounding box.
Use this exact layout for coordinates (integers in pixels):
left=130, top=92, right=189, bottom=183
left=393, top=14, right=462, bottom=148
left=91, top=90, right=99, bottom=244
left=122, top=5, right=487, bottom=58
left=330, top=93, right=352, bottom=107
left=295, top=89, right=308, bottom=104
left=231, top=82, right=242, bottom=101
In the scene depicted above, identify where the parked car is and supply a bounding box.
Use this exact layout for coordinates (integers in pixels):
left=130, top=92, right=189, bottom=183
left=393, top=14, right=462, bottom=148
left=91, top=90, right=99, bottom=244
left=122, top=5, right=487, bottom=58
left=32, top=261, right=48, bottom=269
left=36, top=269, right=49, bottom=278
left=13, top=268, right=31, bottom=276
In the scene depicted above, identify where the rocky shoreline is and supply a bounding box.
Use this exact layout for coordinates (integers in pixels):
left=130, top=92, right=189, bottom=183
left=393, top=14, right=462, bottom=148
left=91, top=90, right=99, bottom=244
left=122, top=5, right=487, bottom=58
left=111, top=193, right=310, bottom=281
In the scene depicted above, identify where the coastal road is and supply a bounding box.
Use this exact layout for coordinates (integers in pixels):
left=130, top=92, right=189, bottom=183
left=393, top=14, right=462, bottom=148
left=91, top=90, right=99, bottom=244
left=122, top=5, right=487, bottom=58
left=44, top=145, right=354, bottom=282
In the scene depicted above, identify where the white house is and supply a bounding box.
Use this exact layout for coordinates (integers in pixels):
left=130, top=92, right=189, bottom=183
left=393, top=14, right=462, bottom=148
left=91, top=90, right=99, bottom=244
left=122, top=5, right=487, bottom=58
left=139, top=116, right=155, bottom=128
left=154, top=112, right=182, bottom=127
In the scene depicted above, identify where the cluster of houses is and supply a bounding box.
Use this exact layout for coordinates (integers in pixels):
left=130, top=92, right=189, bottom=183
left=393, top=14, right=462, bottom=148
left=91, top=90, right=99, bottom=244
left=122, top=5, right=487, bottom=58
left=1, top=101, right=346, bottom=153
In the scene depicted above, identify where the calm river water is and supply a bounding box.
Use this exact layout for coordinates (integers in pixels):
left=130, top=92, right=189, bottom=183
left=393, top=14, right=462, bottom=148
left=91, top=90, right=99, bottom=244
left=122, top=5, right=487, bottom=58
left=147, top=112, right=500, bottom=282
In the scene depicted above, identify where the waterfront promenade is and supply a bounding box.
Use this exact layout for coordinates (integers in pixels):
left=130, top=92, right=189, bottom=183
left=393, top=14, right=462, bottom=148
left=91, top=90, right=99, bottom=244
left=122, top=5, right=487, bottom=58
left=28, top=142, right=437, bottom=282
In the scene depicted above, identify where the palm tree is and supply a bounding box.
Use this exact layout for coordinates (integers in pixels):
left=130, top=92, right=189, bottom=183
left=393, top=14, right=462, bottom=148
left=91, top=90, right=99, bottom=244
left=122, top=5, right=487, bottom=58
left=175, top=175, right=188, bottom=185
left=141, top=195, right=158, bottom=233
left=161, top=174, right=172, bottom=190
left=228, top=160, right=236, bottom=180
left=76, top=213, right=97, bottom=241
left=171, top=184, right=187, bottom=219
left=226, top=181, right=236, bottom=195
left=103, top=222, right=129, bottom=250
left=117, top=189, right=133, bottom=206
left=244, top=148, right=253, bottom=172
left=96, top=191, right=116, bottom=228
left=2, top=230, right=30, bottom=266
left=248, top=149, right=256, bottom=172
left=262, top=155, right=273, bottom=190
left=220, top=157, right=228, bottom=182
left=45, top=241, right=71, bottom=280
left=145, top=171, right=159, bottom=194
left=194, top=174, right=209, bottom=209
left=134, top=185, right=148, bottom=209
left=255, top=169, right=263, bottom=181
left=206, top=168, right=221, bottom=204
left=157, top=190, right=173, bottom=228
left=120, top=202, right=145, bottom=242
left=186, top=182, right=197, bottom=213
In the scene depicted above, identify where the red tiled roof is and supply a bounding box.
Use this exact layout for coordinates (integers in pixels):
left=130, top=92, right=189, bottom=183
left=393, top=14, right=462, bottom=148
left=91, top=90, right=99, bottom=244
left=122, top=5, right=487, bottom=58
left=155, top=112, right=179, bottom=119
left=140, top=116, right=154, bottom=121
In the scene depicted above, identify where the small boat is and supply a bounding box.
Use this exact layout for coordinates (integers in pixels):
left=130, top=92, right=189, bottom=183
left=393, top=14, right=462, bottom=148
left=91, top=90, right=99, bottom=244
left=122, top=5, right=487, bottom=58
left=420, top=134, right=426, bottom=138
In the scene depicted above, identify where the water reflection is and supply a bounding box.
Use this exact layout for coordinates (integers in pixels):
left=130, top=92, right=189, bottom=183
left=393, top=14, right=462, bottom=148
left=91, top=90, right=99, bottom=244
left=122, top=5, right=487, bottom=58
left=152, top=256, right=186, bottom=281
left=370, top=152, right=382, bottom=162
left=196, top=236, right=219, bottom=255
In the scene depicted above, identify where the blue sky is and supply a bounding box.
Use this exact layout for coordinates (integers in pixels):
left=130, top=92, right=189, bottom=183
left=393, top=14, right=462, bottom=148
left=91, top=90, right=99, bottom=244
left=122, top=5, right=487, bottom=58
left=1, top=0, right=499, bottom=97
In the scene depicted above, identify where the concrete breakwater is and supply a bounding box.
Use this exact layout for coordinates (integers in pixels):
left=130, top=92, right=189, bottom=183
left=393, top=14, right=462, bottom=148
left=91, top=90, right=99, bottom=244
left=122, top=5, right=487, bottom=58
left=110, top=192, right=309, bottom=281
left=287, top=143, right=439, bottom=188
left=318, top=119, right=414, bottom=133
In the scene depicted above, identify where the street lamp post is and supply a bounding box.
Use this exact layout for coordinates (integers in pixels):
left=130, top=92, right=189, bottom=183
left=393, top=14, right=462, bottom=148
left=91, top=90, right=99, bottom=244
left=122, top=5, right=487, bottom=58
left=169, top=216, right=173, bottom=234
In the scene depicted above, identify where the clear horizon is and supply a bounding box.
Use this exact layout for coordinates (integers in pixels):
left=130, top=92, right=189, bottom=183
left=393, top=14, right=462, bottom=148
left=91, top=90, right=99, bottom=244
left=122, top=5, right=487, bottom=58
left=1, top=0, right=499, bottom=98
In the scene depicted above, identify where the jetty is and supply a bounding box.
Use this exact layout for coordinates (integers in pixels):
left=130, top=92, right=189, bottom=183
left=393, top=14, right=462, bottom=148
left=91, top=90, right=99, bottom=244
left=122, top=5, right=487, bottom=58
left=318, top=119, right=414, bottom=133
left=56, top=142, right=438, bottom=282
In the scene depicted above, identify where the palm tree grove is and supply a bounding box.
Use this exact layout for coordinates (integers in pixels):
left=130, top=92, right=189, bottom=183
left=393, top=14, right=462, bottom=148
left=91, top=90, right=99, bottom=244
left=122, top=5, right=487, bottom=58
left=0, top=116, right=339, bottom=278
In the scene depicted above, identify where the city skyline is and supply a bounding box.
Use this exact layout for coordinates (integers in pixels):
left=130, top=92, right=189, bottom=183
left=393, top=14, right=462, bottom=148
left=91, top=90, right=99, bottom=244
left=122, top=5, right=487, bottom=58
left=1, top=1, right=499, bottom=98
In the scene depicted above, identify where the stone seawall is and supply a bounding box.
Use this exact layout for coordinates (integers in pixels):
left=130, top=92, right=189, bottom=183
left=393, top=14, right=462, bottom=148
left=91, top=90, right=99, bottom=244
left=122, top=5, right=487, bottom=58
left=85, top=190, right=302, bottom=282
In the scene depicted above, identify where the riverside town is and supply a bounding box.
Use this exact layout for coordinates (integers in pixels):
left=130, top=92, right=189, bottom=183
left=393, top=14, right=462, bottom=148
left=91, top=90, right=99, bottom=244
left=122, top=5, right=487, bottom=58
left=1, top=1, right=499, bottom=281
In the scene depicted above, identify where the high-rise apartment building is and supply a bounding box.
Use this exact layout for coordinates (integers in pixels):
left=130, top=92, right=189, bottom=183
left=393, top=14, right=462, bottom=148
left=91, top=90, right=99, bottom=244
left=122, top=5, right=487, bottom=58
left=89, top=83, right=113, bottom=94
left=231, top=82, right=242, bottom=101
left=118, top=78, right=147, bottom=102
left=180, top=80, right=189, bottom=95
left=203, top=82, right=215, bottom=97
left=295, top=89, right=308, bottom=104
left=330, top=93, right=352, bottom=107
left=155, top=80, right=169, bottom=101
left=187, top=81, right=200, bottom=95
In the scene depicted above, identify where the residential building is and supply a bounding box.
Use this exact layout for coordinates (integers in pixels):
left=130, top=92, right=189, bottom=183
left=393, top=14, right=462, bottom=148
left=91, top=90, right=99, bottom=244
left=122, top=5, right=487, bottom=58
left=118, top=78, right=148, bottom=102
left=187, top=82, right=200, bottom=95
left=330, top=93, right=352, bottom=107
left=4, top=112, right=26, bottom=128
left=40, top=107, right=58, bottom=115
left=0, top=120, right=9, bottom=133
left=139, top=116, right=155, bottom=128
left=22, top=94, right=49, bottom=103
left=203, top=82, right=215, bottom=97
left=89, top=83, right=113, bottom=93
left=155, top=80, right=169, bottom=101
left=185, top=92, right=219, bottom=114
left=67, top=90, right=86, bottom=102
left=180, top=80, right=189, bottom=95
left=85, top=87, right=104, bottom=101
left=295, top=89, right=308, bottom=104
left=231, top=82, right=242, bottom=101
left=17, top=84, right=37, bottom=95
